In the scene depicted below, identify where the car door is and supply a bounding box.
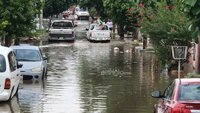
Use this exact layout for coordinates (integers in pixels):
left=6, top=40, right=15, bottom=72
left=157, top=81, right=175, bottom=113
left=0, top=54, right=6, bottom=93
left=8, top=52, right=20, bottom=95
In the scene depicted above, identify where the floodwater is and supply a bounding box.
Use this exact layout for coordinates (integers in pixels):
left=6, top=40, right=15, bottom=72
left=1, top=40, right=172, bottom=113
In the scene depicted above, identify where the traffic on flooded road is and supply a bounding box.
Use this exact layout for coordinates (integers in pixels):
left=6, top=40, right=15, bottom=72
left=1, top=39, right=172, bottom=113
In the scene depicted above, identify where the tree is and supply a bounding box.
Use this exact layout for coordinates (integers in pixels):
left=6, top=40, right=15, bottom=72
left=182, top=0, right=200, bottom=39
left=43, top=0, right=73, bottom=18
left=0, top=0, right=42, bottom=46
left=182, top=0, right=200, bottom=73
left=141, top=1, right=194, bottom=66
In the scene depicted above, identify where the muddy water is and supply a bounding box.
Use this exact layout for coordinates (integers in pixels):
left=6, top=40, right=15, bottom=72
left=2, top=40, right=171, bottom=113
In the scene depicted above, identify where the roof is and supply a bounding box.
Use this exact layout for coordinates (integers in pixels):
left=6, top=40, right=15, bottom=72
left=0, top=46, right=12, bottom=56
left=10, top=44, right=40, bottom=50
left=51, top=19, right=73, bottom=23
left=175, top=78, right=200, bottom=84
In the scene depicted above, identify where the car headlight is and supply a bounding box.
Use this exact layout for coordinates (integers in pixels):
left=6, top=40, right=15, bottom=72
left=31, top=67, right=42, bottom=72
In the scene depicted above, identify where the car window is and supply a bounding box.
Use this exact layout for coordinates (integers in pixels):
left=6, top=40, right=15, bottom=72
left=52, top=22, right=73, bottom=29
left=78, top=16, right=89, bottom=20
left=13, top=49, right=41, bottom=61
left=8, top=52, right=17, bottom=72
left=163, top=81, right=175, bottom=100
left=179, top=84, right=200, bottom=100
left=95, top=25, right=108, bottom=30
left=0, top=54, right=6, bottom=72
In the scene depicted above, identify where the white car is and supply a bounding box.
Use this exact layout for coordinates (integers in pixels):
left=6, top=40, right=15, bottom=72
left=86, top=23, right=111, bottom=42
left=10, top=45, right=48, bottom=80
left=47, top=19, right=76, bottom=41
left=0, top=46, right=22, bottom=101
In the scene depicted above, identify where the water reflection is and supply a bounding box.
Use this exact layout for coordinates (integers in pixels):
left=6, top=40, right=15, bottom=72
left=18, top=80, right=45, bottom=113
left=0, top=96, right=20, bottom=113
left=16, top=40, right=171, bottom=113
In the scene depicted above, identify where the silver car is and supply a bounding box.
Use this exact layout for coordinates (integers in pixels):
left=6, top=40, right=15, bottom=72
left=10, top=45, right=47, bottom=80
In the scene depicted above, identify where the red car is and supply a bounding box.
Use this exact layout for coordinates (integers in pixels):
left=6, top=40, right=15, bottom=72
left=151, top=78, right=200, bottom=113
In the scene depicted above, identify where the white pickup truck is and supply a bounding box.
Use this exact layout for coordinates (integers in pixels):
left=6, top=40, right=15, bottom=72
left=86, top=23, right=111, bottom=42
left=47, top=20, right=76, bottom=41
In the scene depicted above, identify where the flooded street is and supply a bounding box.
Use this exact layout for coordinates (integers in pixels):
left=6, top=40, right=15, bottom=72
left=1, top=40, right=172, bottom=113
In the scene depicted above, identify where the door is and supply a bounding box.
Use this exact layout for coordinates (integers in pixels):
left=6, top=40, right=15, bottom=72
left=158, top=81, right=175, bottom=113
left=8, top=52, right=20, bottom=96
left=0, top=54, right=6, bottom=93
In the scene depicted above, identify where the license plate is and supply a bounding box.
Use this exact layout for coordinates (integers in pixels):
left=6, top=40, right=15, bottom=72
left=59, top=37, right=64, bottom=40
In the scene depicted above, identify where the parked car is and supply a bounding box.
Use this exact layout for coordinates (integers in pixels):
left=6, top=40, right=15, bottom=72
left=86, top=23, right=111, bottom=42
left=47, top=19, right=76, bottom=42
left=0, top=46, right=22, bottom=101
left=151, top=78, right=200, bottom=113
left=10, top=45, right=47, bottom=80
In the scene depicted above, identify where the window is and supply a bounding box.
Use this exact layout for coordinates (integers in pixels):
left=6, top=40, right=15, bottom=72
left=52, top=22, right=73, bottom=29
left=13, top=49, right=41, bottom=61
left=179, top=84, right=200, bottom=100
left=163, top=81, right=175, bottom=100
left=0, top=54, right=6, bottom=72
left=77, top=16, right=89, bottom=20
left=8, top=52, right=17, bottom=72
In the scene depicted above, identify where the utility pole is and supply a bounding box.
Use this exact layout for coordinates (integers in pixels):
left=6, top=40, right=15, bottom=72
left=39, top=0, right=43, bottom=29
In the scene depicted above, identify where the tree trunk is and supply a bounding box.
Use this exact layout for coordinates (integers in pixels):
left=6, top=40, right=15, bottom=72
left=14, top=37, right=20, bottom=45
left=118, top=25, right=124, bottom=40
left=143, top=34, right=147, bottom=49
left=5, top=36, right=12, bottom=47
left=196, top=35, right=200, bottom=73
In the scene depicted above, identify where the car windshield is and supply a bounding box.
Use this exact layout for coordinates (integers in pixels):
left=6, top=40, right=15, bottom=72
left=13, top=49, right=41, bottom=61
left=95, top=25, right=108, bottom=30
left=52, top=22, right=73, bottom=29
left=178, top=84, right=200, bottom=101
left=0, top=55, right=6, bottom=72
left=77, top=16, right=89, bottom=20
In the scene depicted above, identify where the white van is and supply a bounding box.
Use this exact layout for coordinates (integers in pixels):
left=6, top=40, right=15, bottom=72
left=0, top=46, right=22, bottom=101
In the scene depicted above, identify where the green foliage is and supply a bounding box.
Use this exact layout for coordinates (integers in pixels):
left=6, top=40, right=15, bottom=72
left=183, top=0, right=200, bottom=38
left=43, top=0, right=70, bottom=18
left=0, top=0, right=42, bottom=38
left=78, top=0, right=107, bottom=19
left=141, top=1, right=193, bottom=66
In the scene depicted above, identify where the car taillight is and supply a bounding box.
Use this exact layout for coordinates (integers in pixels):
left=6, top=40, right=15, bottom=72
left=171, top=108, right=191, bottom=113
left=4, top=78, right=11, bottom=89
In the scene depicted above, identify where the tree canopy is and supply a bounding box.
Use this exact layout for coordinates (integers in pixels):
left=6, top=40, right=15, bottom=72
left=142, top=1, right=193, bottom=65
left=183, top=0, right=200, bottom=38
left=0, top=0, right=42, bottom=46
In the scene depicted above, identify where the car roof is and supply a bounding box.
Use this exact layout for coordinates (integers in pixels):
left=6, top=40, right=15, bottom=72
left=51, top=19, right=73, bottom=23
left=10, top=44, right=40, bottom=50
left=0, top=46, right=12, bottom=56
left=175, top=78, right=200, bottom=84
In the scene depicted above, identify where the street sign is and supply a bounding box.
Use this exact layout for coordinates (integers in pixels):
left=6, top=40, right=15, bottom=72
left=171, top=46, right=188, bottom=60
left=171, top=46, right=188, bottom=79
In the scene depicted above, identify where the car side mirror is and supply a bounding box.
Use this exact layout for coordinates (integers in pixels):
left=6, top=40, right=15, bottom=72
left=85, top=28, right=89, bottom=31
left=43, top=55, right=48, bottom=60
left=46, top=28, right=49, bottom=32
left=74, top=25, right=77, bottom=27
left=151, top=91, right=163, bottom=98
left=17, top=63, right=23, bottom=68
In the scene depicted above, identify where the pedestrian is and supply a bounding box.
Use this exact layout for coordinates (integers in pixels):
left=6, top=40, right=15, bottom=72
left=182, top=60, right=194, bottom=76
left=106, top=19, right=113, bottom=31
